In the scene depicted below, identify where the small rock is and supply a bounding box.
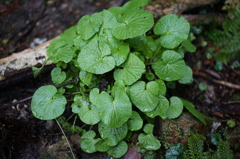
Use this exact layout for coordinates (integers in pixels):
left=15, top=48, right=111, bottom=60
left=161, top=112, right=207, bottom=146
left=123, top=146, right=141, bottom=159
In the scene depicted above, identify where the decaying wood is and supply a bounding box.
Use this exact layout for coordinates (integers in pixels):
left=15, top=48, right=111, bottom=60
left=146, top=0, right=219, bottom=18
left=0, top=37, right=58, bottom=82
left=0, top=0, right=221, bottom=85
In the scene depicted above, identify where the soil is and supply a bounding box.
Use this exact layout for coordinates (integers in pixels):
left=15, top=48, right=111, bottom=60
left=0, top=0, right=240, bottom=159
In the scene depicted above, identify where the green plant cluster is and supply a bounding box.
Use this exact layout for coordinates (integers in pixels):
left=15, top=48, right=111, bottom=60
left=30, top=0, right=204, bottom=157
left=165, top=132, right=234, bottom=159
left=205, top=7, right=240, bottom=62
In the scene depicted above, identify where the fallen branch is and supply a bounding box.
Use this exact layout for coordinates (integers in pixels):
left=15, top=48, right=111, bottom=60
left=0, top=36, right=58, bottom=81
left=212, top=79, right=240, bottom=90
left=193, top=71, right=240, bottom=90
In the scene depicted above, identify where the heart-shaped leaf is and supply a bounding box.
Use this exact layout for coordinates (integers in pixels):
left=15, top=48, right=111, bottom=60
left=152, top=50, right=186, bottom=81
left=78, top=105, right=100, bottom=125
left=127, top=111, right=143, bottom=131
left=80, top=130, right=100, bottom=153
left=47, top=38, right=75, bottom=63
left=96, top=89, right=132, bottom=128
left=154, top=14, right=190, bottom=49
left=51, top=67, right=66, bottom=85
left=138, top=124, right=161, bottom=150
left=77, top=12, right=103, bottom=40
left=166, top=96, right=183, bottom=119
left=98, top=122, right=128, bottom=146
left=112, top=10, right=154, bottom=39
left=114, top=53, right=145, bottom=85
left=77, top=39, right=115, bottom=74
left=129, top=81, right=159, bottom=112
left=107, top=141, right=128, bottom=158
left=31, top=85, right=66, bottom=120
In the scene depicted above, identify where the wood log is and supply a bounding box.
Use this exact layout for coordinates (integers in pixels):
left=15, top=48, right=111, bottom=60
left=0, top=37, right=58, bottom=81
left=145, top=0, right=219, bottom=18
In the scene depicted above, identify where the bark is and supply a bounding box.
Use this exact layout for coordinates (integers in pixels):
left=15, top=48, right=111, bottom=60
left=0, top=37, right=57, bottom=81
left=145, top=0, right=219, bottom=18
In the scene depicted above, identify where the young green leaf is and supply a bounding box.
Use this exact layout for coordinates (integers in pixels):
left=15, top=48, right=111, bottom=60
left=31, top=85, right=66, bottom=120
left=181, top=39, right=196, bottom=53
left=129, top=81, right=159, bottom=112
left=152, top=50, right=186, bottom=81
left=73, top=95, right=89, bottom=106
left=96, top=90, right=132, bottom=128
left=112, top=10, right=154, bottom=39
left=51, top=67, right=66, bottom=85
left=178, top=65, right=193, bottom=84
left=32, top=59, right=49, bottom=78
left=78, top=105, right=100, bottom=125
left=71, top=103, right=80, bottom=114
left=143, top=123, right=154, bottom=134
left=154, top=14, right=190, bottom=49
left=166, top=96, right=183, bottom=119
left=98, top=122, right=128, bottom=146
left=77, top=39, right=115, bottom=74
left=77, top=12, right=103, bottom=40
left=114, top=53, right=145, bottom=85
left=80, top=130, right=101, bottom=153
left=47, top=38, right=75, bottom=63
left=138, top=124, right=161, bottom=150
left=111, top=43, right=130, bottom=66
left=107, top=141, right=128, bottom=158
left=127, top=111, right=143, bottom=131
left=79, top=70, right=93, bottom=86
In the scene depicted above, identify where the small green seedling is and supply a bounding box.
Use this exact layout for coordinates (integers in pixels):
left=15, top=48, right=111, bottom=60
left=31, top=0, right=205, bottom=157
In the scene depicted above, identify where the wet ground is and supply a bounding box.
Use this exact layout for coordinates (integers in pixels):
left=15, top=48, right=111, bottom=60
left=0, top=0, right=240, bottom=158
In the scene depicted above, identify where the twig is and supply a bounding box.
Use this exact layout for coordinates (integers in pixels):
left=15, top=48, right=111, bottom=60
left=212, top=79, right=240, bottom=90
left=223, top=100, right=240, bottom=104
left=0, top=96, right=32, bottom=109
left=193, top=71, right=240, bottom=90
left=55, top=119, right=76, bottom=159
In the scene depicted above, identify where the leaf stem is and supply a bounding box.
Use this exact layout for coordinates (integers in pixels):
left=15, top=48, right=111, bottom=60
left=66, top=113, right=75, bottom=122
left=55, top=119, right=76, bottom=159
left=151, top=44, right=162, bottom=61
